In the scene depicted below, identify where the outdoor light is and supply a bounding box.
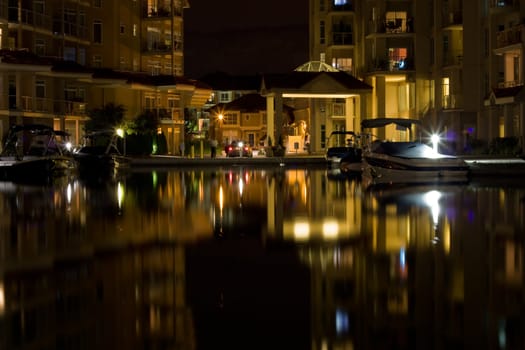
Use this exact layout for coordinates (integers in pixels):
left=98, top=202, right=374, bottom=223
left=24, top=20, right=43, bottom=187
left=424, top=190, right=442, bottom=226
left=293, top=221, right=310, bottom=240
left=322, top=219, right=339, bottom=239
left=65, top=141, right=72, bottom=151
left=116, top=128, right=124, bottom=138
left=431, top=134, right=440, bottom=152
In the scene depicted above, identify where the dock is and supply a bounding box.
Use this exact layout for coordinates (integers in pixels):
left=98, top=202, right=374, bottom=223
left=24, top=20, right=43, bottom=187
left=128, top=154, right=525, bottom=177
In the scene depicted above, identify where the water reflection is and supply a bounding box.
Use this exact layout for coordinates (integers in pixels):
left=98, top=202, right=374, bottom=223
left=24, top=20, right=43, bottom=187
left=0, top=168, right=525, bottom=349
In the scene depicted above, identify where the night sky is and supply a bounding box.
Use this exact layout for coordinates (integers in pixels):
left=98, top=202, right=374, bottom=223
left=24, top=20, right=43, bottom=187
left=184, top=0, right=309, bottom=79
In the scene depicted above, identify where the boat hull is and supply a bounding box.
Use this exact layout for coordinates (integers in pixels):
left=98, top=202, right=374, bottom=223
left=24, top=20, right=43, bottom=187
left=0, top=156, right=74, bottom=183
left=363, top=153, right=469, bottom=185
left=74, top=153, right=130, bottom=177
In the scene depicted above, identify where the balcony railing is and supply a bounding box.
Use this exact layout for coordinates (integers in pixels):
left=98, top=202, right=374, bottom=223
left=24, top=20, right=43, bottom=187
left=143, top=42, right=172, bottom=53
left=442, top=94, right=463, bottom=109
left=497, top=80, right=523, bottom=88
left=8, top=7, right=52, bottom=30
left=368, top=18, right=414, bottom=35
left=496, top=25, right=525, bottom=48
left=3, top=96, right=88, bottom=115
left=443, top=51, right=463, bottom=66
left=368, top=57, right=414, bottom=72
left=331, top=32, right=353, bottom=45
left=52, top=20, right=88, bottom=39
left=490, top=0, right=517, bottom=8
left=330, top=2, right=353, bottom=12
left=144, top=107, right=181, bottom=120
left=443, top=10, right=463, bottom=26
left=142, top=39, right=183, bottom=53
left=142, top=5, right=182, bottom=18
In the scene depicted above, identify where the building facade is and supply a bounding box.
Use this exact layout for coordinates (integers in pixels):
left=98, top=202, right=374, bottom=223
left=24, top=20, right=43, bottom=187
left=310, top=0, right=525, bottom=155
left=0, top=0, right=210, bottom=155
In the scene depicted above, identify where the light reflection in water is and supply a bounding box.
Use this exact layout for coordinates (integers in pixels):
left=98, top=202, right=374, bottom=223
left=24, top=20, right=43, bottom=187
left=0, top=169, right=524, bottom=349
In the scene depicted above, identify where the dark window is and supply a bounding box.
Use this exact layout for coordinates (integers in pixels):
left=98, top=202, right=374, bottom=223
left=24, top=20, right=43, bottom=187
left=93, top=20, right=102, bottom=43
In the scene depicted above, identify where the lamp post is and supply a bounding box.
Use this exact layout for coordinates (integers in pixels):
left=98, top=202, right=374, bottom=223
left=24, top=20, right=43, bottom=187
left=217, top=113, right=224, bottom=144
left=116, top=127, right=126, bottom=156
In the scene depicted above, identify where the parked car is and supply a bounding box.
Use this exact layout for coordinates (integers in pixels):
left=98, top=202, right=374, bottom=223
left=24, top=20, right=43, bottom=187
left=225, top=141, right=252, bottom=157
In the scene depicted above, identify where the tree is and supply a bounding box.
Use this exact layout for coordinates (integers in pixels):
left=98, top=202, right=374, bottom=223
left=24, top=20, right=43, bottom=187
left=127, top=110, right=160, bottom=135
left=84, top=103, right=125, bottom=132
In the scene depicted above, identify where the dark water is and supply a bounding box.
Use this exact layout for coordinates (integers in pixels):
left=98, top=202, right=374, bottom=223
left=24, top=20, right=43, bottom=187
left=1, top=167, right=525, bottom=350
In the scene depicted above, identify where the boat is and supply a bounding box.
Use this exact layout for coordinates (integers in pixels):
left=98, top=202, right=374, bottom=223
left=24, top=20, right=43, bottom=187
left=325, top=130, right=363, bottom=171
left=0, top=124, right=75, bottom=182
left=360, top=118, right=470, bottom=185
left=73, top=130, right=130, bottom=177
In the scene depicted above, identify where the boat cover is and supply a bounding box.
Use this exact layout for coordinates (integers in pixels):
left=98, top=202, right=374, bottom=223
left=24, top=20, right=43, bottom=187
left=371, top=141, right=456, bottom=159
left=361, top=118, right=421, bottom=130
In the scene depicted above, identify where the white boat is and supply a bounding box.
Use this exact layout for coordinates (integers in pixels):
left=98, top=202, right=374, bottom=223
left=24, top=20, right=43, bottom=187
left=0, top=124, right=75, bottom=182
left=361, top=118, right=469, bottom=185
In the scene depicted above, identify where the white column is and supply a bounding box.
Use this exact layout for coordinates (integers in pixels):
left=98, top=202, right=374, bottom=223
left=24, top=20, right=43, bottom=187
left=345, top=97, right=354, bottom=132
left=266, top=94, right=275, bottom=146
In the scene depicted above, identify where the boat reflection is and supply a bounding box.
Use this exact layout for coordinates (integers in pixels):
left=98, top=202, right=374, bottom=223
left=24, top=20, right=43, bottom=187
left=0, top=169, right=525, bottom=349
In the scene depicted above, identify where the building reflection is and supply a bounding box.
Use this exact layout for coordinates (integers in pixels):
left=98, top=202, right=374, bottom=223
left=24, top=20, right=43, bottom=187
left=0, top=171, right=524, bottom=349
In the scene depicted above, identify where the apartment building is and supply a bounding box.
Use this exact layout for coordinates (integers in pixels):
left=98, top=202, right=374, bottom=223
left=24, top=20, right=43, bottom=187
left=310, top=0, right=525, bottom=154
left=0, top=0, right=210, bottom=155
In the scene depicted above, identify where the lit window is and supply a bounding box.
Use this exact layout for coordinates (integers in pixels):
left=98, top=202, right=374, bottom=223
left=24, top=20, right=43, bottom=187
left=219, top=92, right=231, bottom=103
left=222, top=113, right=238, bottom=125
left=334, top=0, right=347, bottom=5
left=388, top=47, right=407, bottom=70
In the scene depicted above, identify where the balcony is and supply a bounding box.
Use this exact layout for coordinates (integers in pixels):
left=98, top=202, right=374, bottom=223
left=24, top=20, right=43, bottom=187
left=442, top=94, right=463, bottom=110
left=55, top=99, right=87, bottom=115
left=144, top=108, right=181, bottom=120
left=490, top=0, right=517, bottom=8
left=142, top=5, right=183, bottom=19
left=497, top=80, right=523, bottom=88
left=8, top=7, right=52, bottom=30
left=142, top=42, right=173, bottom=54
left=4, top=96, right=87, bottom=116
left=330, top=32, right=353, bottom=46
left=367, top=56, right=414, bottom=73
left=53, top=20, right=88, bottom=39
left=496, top=25, right=525, bottom=49
left=442, top=11, right=463, bottom=27
left=367, top=17, right=414, bottom=35
left=443, top=51, right=463, bottom=67
left=330, top=2, right=353, bottom=12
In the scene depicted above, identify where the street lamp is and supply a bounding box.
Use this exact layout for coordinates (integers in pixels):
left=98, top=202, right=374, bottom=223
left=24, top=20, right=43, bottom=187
left=217, top=113, right=224, bottom=144
left=116, top=127, right=126, bottom=155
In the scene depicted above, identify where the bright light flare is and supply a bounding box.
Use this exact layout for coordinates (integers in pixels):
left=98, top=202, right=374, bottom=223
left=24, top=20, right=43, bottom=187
left=116, top=128, right=124, bottom=138
left=0, top=281, right=4, bottom=315
left=293, top=221, right=310, bottom=240
left=424, top=190, right=442, bottom=226
left=322, top=219, right=339, bottom=239
left=431, top=134, right=440, bottom=153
